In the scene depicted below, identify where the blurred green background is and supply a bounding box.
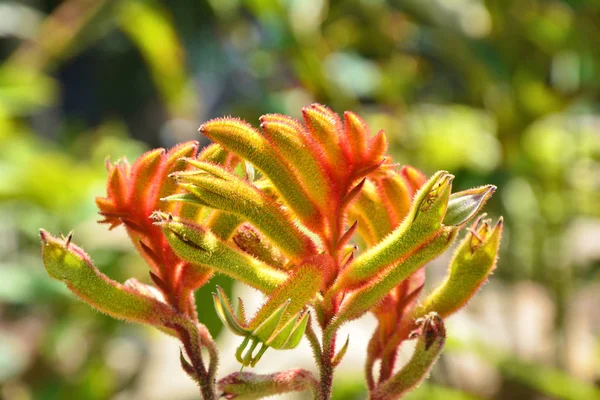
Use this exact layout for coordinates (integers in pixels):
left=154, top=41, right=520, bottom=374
left=0, top=0, right=599, bottom=399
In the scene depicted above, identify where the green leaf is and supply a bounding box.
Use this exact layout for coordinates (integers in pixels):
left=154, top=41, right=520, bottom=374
left=332, top=335, right=350, bottom=366
left=265, top=311, right=303, bottom=348
left=248, top=262, right=322, bottom=331
left=251, top=300, right=290, bottom=342
left=281, top=311, right=310, bottom=349
left=213, top=286, right=247, bottom=336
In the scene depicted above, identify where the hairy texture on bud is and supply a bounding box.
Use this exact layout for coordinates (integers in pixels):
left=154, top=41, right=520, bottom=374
left=334, top=227, right=459, bottom=324
left=38, top=103, right=503, bottom=398
left=218, top=369, right=317, bottom=399
left=343, top=111, right=369, bottom=165
left=155, top=213, right=288, bottom=293
left=170, top=159, right=315, bottom=259
left=199, top=118, right=321, bottom=229
left=349, top=180, right=394, bottom=245
left=260, top=115, right=332, bottom=209
left=40, top=230, right=174, bottom=327
left=247, top=263, right=322, bottom=332
left=232, top=224, right=287, bottom=269
left=413, top=216, right=503, bottom=319
left=302, top=105, right=347, bottom=175
left=336, top=171, right=454, bottom=291
left=370, top=313, right=446, bottom=400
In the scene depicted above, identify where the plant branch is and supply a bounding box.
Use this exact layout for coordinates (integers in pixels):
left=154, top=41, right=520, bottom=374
left=318, top=326, right=338, bottom=400
left=305, top=317, right=323, bottom=365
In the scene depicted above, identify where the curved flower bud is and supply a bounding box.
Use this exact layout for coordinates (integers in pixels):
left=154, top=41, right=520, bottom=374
left=371, top=313, right=446, bottom=400
left=168, top=159, right=315, bottom=259
left=218, top=369, right=317, bottom=399
left=40, top=230, right=175, bottom=327
left=342, top=111, right=369, bottom=165
left=443, top=185, right=496, bottom=227
left=95, top=141, right=215, bottom=313
left=334, top=226, right=459, bottom=324
left=199, top=118, right=322, bottom=230
left=400, top=165, right=427, bottom=194
left=154, top=213, right=288, bottom=293
left=413, top=216, right=503, bottom=319
left=260, top=115, right=332, bottom=209
left=335, top=171, right=454, bottom=291
left=232, top=224, right=287, bottom=270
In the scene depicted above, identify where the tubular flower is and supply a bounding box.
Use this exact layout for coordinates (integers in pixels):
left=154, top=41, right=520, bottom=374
left=40, top=104, right=502, bottom=400
left=95, top=141, right=244, bottom=315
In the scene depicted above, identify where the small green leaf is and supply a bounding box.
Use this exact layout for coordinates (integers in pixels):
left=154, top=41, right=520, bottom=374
left=250, top=344, right=269, bottom=367
left=251, top=300, right=290, bottom=342
left=213, top=286, right=247, bottom=336
left=282, top=311, right=310, bottom=349
left=248, top=262, right=322, bottom=331
left=266, top=311, right=302, bottom=348
left=332, top=335, right=350, bottom=367
left=242, top=340, right=260, bottom=365
left=235, top=336, right=251, bottom=364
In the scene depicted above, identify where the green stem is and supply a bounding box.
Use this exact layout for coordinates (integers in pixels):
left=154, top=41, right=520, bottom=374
left=305, top=318, right=323, bottom=365
left=318, top=327, right=337, bottom=400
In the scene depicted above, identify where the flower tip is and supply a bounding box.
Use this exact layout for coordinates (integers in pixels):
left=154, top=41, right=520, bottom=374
left=149, top=211, right=171, bottom=224
left=64, top=230, right=74, bottom=247
left=495, top=216, right=504, bottom=229
left=104, top=155, right=112, bottom=171
left=421, top=312, right=445, bottom=350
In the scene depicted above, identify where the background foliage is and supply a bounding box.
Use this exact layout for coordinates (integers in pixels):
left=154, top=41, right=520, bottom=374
left=1, top=0, right=599, bottom=399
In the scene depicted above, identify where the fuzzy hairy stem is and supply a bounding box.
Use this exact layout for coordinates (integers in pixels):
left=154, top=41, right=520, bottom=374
left=169, top=322, right=217, bottom=400
left=318, top=328, right=337, bottom=400
left=365, top=332, right=378, bottom=390
left=305, top=317, right=323, bottom=365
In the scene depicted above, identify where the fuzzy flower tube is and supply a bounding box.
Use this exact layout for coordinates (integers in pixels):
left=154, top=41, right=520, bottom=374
left=40, top=104, right=501, bottom=399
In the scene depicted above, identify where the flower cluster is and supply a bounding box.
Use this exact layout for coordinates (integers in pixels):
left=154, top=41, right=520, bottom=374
left=40, top=104, right=501, bottom=400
